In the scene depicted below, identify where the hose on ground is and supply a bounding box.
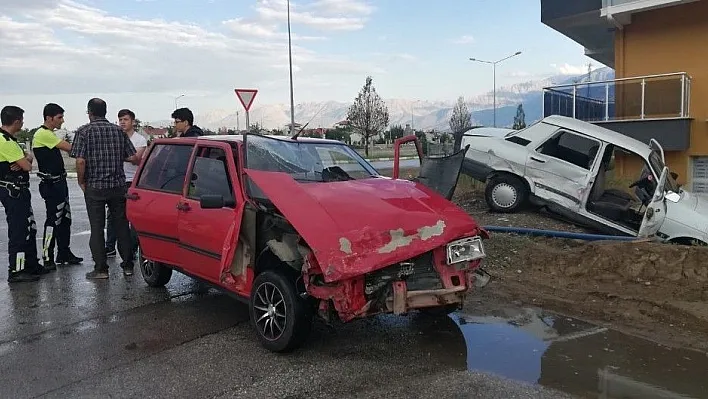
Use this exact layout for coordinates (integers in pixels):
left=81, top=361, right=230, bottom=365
left=482, top=225, right=639, bottom=242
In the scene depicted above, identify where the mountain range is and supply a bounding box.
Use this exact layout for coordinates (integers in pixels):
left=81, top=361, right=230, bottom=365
left=147, top=67, right=615, bottom=132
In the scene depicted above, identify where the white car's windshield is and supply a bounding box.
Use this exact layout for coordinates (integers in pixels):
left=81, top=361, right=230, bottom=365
left=245, top=135, right=379, bottom=182
left=649, top=151, right=680, bottom=193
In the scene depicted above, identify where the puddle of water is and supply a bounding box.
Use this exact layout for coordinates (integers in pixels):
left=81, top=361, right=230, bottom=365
left=452, top=307, right=708, bottom=399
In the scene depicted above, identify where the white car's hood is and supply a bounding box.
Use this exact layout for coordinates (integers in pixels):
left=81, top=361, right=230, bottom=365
left=665, top=190, right=708, bottom=235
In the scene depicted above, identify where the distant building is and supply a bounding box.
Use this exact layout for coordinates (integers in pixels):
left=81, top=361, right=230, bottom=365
left=143, top=126, right=169, bottom=139
left=541, top=0, right=706, bottom=192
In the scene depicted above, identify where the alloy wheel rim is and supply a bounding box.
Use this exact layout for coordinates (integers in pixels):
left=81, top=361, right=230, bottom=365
left=139, top=247, right=154, bottom=278
left=253, top=282, right=287, bottom=341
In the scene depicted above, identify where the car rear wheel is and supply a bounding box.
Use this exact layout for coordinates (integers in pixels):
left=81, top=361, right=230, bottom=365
left=419, top=304, right=459, bottom=317
left=485, top=175, right=528, bottom=213
left=139, top=246, right=173, bottom=287
left=249, top=270, right=312, bottom=352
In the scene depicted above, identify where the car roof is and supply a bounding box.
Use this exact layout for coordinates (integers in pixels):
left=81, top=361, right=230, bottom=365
left=195, top=134, right=345, bottom=145
left=541, top=115, right=653, bottom=157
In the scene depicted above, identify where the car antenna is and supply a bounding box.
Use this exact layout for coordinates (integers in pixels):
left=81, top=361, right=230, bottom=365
left=291, top=122, right=309, bottom=140
left=291, top=101, right=329, bottom=140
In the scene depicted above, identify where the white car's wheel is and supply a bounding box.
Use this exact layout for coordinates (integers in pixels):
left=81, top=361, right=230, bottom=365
left=485, top=175, right=527, bottom=213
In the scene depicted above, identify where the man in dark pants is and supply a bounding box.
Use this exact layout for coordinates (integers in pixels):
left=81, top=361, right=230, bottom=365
left=71, top=98, right=137, bottom=279
left=1, top=105, right=50, bottom=283
left=32, top=103, right=83, bottom=270
left=171, top=108, right=204, bottom=137
left=105, top=109, right=146, bottom=259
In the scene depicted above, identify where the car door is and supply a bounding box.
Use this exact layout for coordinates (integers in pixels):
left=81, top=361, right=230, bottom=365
left=525, top=129, right=601, bottom=212
left=128, top=142, right=195, bottom=267
left=176, top=142, right=243, bottom=284
left=392, top=135, right=469, bottom=200
left=638, top=166, right=669, bottom=238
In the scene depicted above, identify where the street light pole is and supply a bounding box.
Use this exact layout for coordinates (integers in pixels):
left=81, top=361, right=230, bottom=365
left=287, top=0, right=296, bottom=135
left=469, top=51, right=522, bottom=127
left=174, top=94, right=185, bottom=110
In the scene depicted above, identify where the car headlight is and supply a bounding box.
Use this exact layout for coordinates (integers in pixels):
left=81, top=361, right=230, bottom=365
left=446, top=236, right=486, bottom=265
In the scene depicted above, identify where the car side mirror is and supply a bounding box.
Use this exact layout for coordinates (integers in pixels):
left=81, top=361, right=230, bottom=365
left=199, top=194, right=235, bottom=209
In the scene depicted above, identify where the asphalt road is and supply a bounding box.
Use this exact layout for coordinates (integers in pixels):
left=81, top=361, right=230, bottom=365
left=2, top=178, right=704, bottom=399
left=0, top=177, right=576, bottom=399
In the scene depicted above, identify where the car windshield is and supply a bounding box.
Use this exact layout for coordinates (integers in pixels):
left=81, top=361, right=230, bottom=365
left=245, top=135, right=379, bottom=182
left=649, top=150, right=680, bottom=193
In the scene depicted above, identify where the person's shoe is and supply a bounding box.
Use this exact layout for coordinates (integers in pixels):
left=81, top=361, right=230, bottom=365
left=56, top=251, right=83, bottom=265
left=85, top=269, right=109, bottom=280
left=121, top=261, right=134, bottom=277
left=105, top=248, right=117, bottom=258
left=7, top=272, right=40, bottom=283
left=43, top=260, right=57, bottom=271
left=29, top=265, right=52, bottom=275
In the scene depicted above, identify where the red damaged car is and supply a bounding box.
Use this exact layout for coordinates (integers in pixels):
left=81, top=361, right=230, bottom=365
left=127, top=133, right=489, bottom=352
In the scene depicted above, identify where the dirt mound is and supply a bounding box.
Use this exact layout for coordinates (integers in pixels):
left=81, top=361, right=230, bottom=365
left=523, top=241, right=708, bottom=302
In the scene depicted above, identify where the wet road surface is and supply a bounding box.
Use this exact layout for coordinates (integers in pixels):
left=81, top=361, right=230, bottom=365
left=1, top=178, right=706, bottom=398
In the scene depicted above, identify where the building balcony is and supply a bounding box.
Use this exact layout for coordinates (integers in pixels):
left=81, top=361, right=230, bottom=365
left=543, top=72, right=693, bottom=150
left=601, top=0, right=700, bottom=25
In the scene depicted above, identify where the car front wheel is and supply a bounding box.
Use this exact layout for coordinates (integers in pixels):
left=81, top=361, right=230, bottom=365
left=485, top=175, right=528, bottom=213
left=139, top=246, right=173, bottom=287
left=249, top=270, right=313, bottom=352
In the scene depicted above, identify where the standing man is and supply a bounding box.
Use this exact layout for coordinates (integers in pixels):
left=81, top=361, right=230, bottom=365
left=71, top=98, right=137, bottom=279
left=171, top=108, right=204, bottom=137
left=32, top=103, right=83, bottom=270
left=105, top=109, right=146, bottom=260
left=1, top=106, right=49, bottom=283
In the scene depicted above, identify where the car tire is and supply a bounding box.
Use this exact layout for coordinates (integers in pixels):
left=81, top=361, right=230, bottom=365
left=485, top=175, right=528, bottom=213
left=139, top=246, right=173, bottom=287
left=249, top=270, right=313, bottom=353
left=419, top=304, right=459, bottom=317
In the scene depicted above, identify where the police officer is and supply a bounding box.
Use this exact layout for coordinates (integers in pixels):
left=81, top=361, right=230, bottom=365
left=0, top=106, right=49, bottom=283
left=32, top=103, right=83, bottom=269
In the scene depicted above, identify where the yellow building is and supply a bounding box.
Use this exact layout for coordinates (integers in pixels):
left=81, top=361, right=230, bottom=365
left=541, top=0, right=707, bottom=192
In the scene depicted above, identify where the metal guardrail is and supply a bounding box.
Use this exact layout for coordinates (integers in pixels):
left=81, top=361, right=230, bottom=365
left=542, top=72, right=691, bottom=122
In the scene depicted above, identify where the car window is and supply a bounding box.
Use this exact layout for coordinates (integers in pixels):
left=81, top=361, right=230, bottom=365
left=536, top=130, right=600, bottom=170
left=136, top=143, right=193, bottom=194
left=315, top=145, right=374, bottom=180
left=187, top=147, right=235, bottom=206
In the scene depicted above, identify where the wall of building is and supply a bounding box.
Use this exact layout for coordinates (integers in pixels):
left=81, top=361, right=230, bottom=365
left=614, top=0, right=708, bottom=186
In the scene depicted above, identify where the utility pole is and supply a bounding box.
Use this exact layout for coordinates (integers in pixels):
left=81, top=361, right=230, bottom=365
left=469, top=51, right=522, bottom=127
left=174, top=94, right=185, bottom=110
left=287, top=0, right=296, bottom=135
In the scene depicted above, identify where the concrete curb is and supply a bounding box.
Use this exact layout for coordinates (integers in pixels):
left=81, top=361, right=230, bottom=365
left=30, top=158, right=416, bottom=179
left=365, top=156, right=418, bottom=162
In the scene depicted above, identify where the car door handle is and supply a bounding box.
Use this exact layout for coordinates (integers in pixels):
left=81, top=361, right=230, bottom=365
left=126, top=192, right=140, bottom=201
left=176, top=202, right=191, bottom=211
left=530, top=157, right=546, bottom=163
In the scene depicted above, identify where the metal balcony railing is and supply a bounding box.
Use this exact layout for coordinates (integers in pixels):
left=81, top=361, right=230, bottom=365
left=542, top=72, right=691, bottom=122
left=602, top=0, right=645, bottom=7
left=602, top=0, right=684, bottom=9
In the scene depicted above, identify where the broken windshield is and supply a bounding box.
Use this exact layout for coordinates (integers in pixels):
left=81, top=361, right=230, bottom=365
left=245, top=135, right=379, bottom=182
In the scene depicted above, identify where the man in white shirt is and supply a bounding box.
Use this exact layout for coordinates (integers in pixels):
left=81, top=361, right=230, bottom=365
left=105, top=109, right=147, bottom=263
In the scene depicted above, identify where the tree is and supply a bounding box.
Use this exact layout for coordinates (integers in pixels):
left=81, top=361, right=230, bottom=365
left=449, top=96, right=472, bottom=151
left=513, top=104, right=526, bottom=130
left=346, top=76, right=390, bottom=157
left=387, top=124, right=406, bottom=141
left=325, top=127, right=349, bottom=142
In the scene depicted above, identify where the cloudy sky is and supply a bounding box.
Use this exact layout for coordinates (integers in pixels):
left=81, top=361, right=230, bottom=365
left=1, top=0, right=597, bottom=129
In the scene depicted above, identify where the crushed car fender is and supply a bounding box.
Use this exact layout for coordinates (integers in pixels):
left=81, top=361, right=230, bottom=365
left=245, top=169, right=484, bottom=283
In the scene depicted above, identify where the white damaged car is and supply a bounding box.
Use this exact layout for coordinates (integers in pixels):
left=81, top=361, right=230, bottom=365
left=461, top=115, right=708, bottom=245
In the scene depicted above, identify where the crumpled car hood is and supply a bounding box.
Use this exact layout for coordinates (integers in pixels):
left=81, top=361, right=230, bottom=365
left=245, top=170, right=485, bottom=283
